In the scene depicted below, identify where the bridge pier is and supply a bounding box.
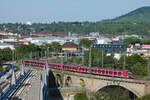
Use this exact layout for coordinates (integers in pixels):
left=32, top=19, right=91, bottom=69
left=21, top=60, right=24, bottom=76
left=11, top=66, right=16, bottom=86
left=144, top=81, right=150, bottom=96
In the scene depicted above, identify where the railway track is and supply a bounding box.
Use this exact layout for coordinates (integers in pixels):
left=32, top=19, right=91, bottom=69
left=0, top=69, right=32, bottom=100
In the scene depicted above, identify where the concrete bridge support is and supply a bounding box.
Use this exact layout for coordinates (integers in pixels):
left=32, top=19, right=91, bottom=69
left=51, top=70, right=150, bottom=98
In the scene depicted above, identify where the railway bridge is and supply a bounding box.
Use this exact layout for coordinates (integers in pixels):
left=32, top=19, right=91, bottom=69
left=50, top=69, right=150, bottom=98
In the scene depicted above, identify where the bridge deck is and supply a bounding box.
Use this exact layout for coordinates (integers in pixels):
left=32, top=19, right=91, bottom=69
left=51, top=69, right=148, bottom=85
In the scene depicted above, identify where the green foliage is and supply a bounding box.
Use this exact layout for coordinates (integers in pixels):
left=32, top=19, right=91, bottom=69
left=0, top=66, right=3, bottom=72
left=92, top=86, right=132, bottom=100
left=84, top=48, right=116, bottom=68
left=51, top=42, right=62, bottom=52
left=118, top=54, right=147, bottom=76
left=15, top=44, right=40, bottom=59
left=119, top=54, right=147, bottom=76
left=84, top=48, right=102, bottom=67
left=131, top=62, right=147, bottom=76
left=126, top=54, right=147, bottom=67
left=0, top=48, right=12, bottom=64
left=141, top=39, right=150, bottom=44
left=136, top=94, right=150, bottom=100
left=124, top=37, right=150, bottom=45
left=123, top=37, right=141, bottom=45
left=74, top=93, right=88, bottom=100
left=15, top=42, right=61, bottom=60
left=1, top=20, right=150, bottom=35
left=40, top=42, right=61, bottom=52
left=79, top=38, right=93, bottom=47
left=113, top=7, right=150, bottom=23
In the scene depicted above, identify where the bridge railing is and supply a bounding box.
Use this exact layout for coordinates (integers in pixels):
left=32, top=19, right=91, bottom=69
left=49, top=87, right=89, bottom=92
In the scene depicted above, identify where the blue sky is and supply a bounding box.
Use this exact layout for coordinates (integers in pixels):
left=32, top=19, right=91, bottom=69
left=0, top=0, right=150, bottom=23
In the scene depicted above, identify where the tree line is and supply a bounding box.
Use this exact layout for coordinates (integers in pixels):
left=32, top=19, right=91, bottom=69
left=1, top=22, right=150, bottom=35
left=124, top=37, right=150, bottom=45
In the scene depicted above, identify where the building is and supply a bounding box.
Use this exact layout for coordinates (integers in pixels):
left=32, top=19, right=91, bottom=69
left=96, top=38, right=112, bottom=44
left=92, top=44, right=128, bottom=59
left=137, top=45, right=150, bottom=57
left=92, top=44, right=127, bottom=54
left=0, top=43, right=14, bottom=50
left=62, top=42, right=79, bottom=52
left=31, top=32, right=51, bottom=37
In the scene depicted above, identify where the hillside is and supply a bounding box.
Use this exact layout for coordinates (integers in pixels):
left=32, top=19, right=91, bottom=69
left=112, top=7, right=150, bottom=23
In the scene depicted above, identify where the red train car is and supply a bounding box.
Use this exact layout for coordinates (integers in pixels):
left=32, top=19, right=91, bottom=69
left=24, top=60, right=133, bottom=78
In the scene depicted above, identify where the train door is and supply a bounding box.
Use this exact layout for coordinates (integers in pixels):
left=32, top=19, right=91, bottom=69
left=124, top=71, right=128, bottom=77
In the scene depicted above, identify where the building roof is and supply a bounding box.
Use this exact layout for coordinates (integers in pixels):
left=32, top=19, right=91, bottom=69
left=32, top=32, right=51, bottom=35
left=62, top=42, right=78, bottom=48
left=53, top=32, right=68, bottom=37
left=101, top=34, right=120, bottom=38
left=142, top=45, right=150, bottom=49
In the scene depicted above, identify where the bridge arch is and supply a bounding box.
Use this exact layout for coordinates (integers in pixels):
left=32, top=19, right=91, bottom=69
left=55, top=74, right=63, bottom=87
left=65, top=76, right=72, bottom=87
left=94, top=83, right=141, bottom=98
left=79, top=79, right=85, bottom=87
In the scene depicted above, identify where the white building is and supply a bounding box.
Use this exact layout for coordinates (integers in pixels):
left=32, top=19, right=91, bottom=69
left=22, top=36, right=79, bottom=45
left=96, top=38, right=112, bottom=44
left=1, top=37, right=17, bottom=43
left=0, top=43, right=14, bottom=50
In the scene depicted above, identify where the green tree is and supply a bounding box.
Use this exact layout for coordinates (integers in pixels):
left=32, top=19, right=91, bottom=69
left=15, top=44, right=40, bottom=59
left=84, top=48, right=103, bottom=67
left=141, top=39, right=150, bottom=44
left=79, top=38, right=93, bottom=47
left=120, top=54, right=148, bottom=76
left=92, top=86, right=132, bottom=100
left=51, top=42, right=62, bottom=52
left=126, top=54, right=146, bottom=67
left=0, top=48, right=12, bottom=64
left=75, top=93, right=88, bottom=100
left=84, top=48, right=116, bottom=68
left=123, top=37, right=141, bottom=45
left=136, top=94, right=150, bottom=100
left=2, top=48, right=12, bottom=61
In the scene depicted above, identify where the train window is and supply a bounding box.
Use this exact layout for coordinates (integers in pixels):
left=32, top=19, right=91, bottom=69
left=80, top=68, right=82, bottom=71
left=82, top=68, right=84, bottom=72
left=91, top=69, right=94, bottom=72
left=93, top=69, right=95, bottom=72
left=109, top=71, right=112, bottom=75
left=95, top=69, right=98, bottom=73
left=78, top=67, right=81, bottom=71
left=128, top=72, right=132, bottom=75
left=118, top=72, right=121, bottom=76
left=114, top=72, right=117, bottom=75
left=106, top=71, right=108, bottom=74
left=86, top=69, right=87, bottom=72
left=102, top=70, right=105, bottom=74
left=121, top=72, right=124, bottom=76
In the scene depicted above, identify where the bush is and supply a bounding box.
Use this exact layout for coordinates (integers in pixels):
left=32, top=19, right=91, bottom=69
left=74, top=93, right=88, bottom=100
left=136, top=94, right=150, bottom=100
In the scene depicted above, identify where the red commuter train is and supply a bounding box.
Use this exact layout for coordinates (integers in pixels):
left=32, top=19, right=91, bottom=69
left=24, top=59, right=133, bottom=78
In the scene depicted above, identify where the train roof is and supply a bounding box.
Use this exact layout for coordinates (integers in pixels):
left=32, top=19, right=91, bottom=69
left=24, top=59, right=131, bottom=72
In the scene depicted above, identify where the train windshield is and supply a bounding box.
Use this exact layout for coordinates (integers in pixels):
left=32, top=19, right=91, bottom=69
left=128, top=72, right=132, bottom=75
